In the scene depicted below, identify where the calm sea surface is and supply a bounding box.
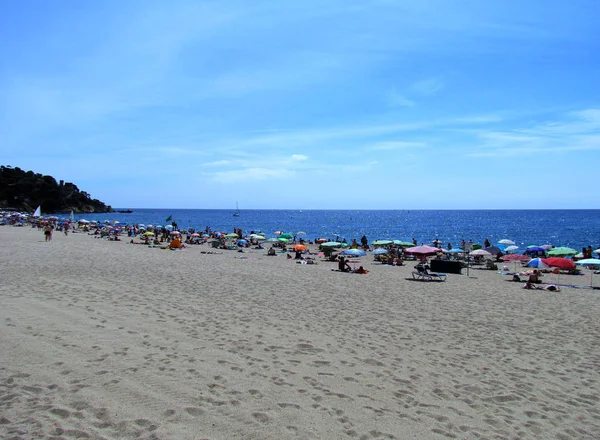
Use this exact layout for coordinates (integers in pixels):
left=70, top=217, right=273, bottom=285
left=56, top=209, right=600, bottom=251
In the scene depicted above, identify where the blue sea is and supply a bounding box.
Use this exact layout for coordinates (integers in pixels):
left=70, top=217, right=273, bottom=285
left=56, top=209, right=600, bottom=252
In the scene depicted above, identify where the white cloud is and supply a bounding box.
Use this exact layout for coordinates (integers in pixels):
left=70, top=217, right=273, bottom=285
left=387, top=89, right=415, bottom=107
left=207, top=167, right=291, bottom=183
left=410, top=77, right=444, bottom=96
left=291, top=154, right=308, bottom=161
left=367, top=141, right=425, bottom=151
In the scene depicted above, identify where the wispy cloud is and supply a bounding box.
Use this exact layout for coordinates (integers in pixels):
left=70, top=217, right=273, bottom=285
left=387, top=89, right=415, bottom=107
left=465, top=108, right=600, bottom=157
left=410, top=77, right=444, bottom=96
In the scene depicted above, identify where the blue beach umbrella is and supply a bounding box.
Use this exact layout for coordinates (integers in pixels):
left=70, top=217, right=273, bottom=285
left=341, top=249, right=367, bottom=257
left=446, top=248, right=465, bottom=254
left=237, top=239, right=248, bottom=245
left=372, top=248, right=389, bottom=255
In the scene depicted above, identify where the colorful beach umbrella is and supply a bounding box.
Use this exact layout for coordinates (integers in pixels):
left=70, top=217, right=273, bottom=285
left=526, top=258, right=550, bottom=269
left=372, top=248, right=388, bottom=255
left=293, top=244, right=307, bottom=251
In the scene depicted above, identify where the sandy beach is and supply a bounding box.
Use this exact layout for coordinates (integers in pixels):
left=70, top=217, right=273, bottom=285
left=1, top=226, right=599, bottom=440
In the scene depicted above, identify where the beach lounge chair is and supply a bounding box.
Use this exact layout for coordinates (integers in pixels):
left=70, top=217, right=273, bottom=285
left=412, top=264, right=447, bottom=282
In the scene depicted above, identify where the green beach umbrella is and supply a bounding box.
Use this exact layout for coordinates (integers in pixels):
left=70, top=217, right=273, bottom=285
left=225, top=233, right=239, bottom=238
left=547, top=247, right=578, bottom=257
left=277, top=237, right=290, bottom=242
left=279, top=233, right=294, bottom=240
left=393, top=240, right=414, bottom=247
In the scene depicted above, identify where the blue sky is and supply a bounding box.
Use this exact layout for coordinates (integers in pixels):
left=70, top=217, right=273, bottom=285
left=1, top=1, right=599, bottom=209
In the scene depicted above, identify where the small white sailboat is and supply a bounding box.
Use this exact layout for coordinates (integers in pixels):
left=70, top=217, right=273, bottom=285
left=33, top=206, right=41, bottom=217
left=233, top=202, right=240, bottom=217
left=70, top=210, right=75, bottom=222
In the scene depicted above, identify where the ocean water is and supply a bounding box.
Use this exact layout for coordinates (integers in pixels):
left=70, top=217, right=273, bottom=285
left=59, top=209, right=600, bottom=252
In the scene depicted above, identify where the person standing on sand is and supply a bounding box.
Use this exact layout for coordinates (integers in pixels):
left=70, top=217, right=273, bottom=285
left=44, top=223, right=53, bottom=242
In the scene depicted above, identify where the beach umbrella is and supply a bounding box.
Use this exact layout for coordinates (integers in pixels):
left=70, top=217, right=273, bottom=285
left=237, top=239, right=248, bottom=245
left=321, top=241, right=342, bottom=248
left=471, top=249, right=492, bottom=256
left=547, top=247, right=578, bottom=257
left=504, top=245, right=519, bottom=253
left=541, top=244, right=554, bottom=251
left=170, top=231, right=181, bottom=235
left=274, top=231, right=282, bottom=235
left=191, top=233, right=200, bottom=237
left=502, top=254, right=530, bottom=262
left=165, top=225, right=173, bottom=231
left=526, top=258, right=550, bottom=269
left=144, top=231, right=155, bottom=236
left=293, top=244, right=307, bottom=251
left=594, top=249, right=600, bottom=255
left=315, top=238, right=327, bottom=243
left=498, top=239, right=515, bottom=245
left=341, top=249, right=366, bottom=257
left=483, top=246, right=503, bottom=255
left=79, top=219, right=89, bottom=223
left=575, top=259, right=600, bottom=287
left=277, top=237, right=290, bottom=243
left=372, top=248, right=388, bottom=255
left=279, top=233, right=294, bottom=240
left=524, top=246, right=545, bottom=254
left=201, top=233, right=210, bottom=238
left=340, top=242, right=350, bottom=247
left=266, top=237, right=279, bottom=242
left=543, top=257, right=575, bottom=270
left=446, top=248, right=465, bottom=254
left=225, top=233, right=239, bottom=238
left=393, top=240, right=414, bottom=247
left=372, top=239, right=393, bottom=246
left=404, top=245, right=441, bottom=256
left=297, top=231, right=306, bottom=236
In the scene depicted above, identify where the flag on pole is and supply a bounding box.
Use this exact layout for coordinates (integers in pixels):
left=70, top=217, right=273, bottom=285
left=165, top=215, right=172, bottom=223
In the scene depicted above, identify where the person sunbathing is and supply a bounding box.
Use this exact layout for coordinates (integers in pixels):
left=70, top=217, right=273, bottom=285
left=354, top=266, right=369, bottom=274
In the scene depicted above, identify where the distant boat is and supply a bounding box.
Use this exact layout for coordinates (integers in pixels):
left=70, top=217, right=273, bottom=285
left=233, top=202, right=240, bottom=217
left=33, top=206, right=41, bottom=217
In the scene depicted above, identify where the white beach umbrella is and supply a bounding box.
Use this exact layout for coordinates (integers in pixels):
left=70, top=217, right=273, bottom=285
left=505, top=245, right=519, bottom=253
left=498, top=239, right=515, bottom=245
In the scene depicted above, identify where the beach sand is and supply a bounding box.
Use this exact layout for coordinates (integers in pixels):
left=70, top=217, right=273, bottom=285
left=1, top=226, right=599, bottom=439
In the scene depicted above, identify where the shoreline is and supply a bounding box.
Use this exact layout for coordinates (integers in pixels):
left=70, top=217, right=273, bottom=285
left=1, top=226, right=599, bottom=439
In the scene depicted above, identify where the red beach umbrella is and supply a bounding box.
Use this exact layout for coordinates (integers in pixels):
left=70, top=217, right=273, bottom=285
left=542, top=257, right=575, bottom=270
